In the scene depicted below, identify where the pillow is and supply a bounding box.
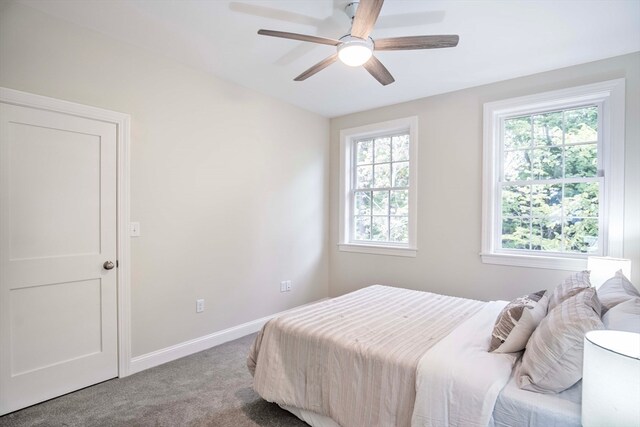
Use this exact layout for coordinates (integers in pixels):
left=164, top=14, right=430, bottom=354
left=602, top=297, right=640, bottom=333
left=489, top=290, right=548, bottom=353
left=547, top=270, right=592, bottom=312
left=597, top=270, right=640, bottom=314
left=518, top=287, right=603, bottom=393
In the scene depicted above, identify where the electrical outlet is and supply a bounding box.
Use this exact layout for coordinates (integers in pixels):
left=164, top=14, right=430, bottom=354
left=196, top=299, right=205, bottom=313
left=280, top=280, right=292, bottom=292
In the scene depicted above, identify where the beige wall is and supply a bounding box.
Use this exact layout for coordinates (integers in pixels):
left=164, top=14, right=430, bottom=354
left=0, top=2, right=330, bottom=357
left=330, top=52, right=640, bottom=301
left=2, top=1, right=638, bottom=358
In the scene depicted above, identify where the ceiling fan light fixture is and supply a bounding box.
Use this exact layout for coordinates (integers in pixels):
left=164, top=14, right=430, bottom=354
left=337, top=36, right=373, bottom=67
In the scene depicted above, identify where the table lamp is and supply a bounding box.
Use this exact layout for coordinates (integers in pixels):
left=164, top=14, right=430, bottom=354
left=582, top=330, right=640, bottom=427
left=587, top=256, right=632, bottom=289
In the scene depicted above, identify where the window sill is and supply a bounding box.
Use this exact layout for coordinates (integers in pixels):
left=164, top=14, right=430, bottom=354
left=338, top=243, right=417, bottom=257
left=480, top=252, right=587, bottom=271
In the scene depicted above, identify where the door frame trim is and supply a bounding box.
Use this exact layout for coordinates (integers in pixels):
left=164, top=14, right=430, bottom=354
left=0, top=87, right=132, bottom=377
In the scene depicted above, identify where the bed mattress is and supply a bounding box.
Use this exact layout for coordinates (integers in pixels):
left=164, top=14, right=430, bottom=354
left=250, top=286, right=583, bottom=427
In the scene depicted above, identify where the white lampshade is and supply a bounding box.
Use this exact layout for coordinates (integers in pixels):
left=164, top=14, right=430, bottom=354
left=587, top=256, right=632, bottom=289
left=582, top=330, right=640, bottom=427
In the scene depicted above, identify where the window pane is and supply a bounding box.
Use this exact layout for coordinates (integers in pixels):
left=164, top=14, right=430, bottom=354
left=356, top=140, right=373, bottom=164
left=373, top=163, right=391, bottom=188
left=504, top=150, right=532, bottom=181
left=355, top=191, right=371, bottom=215
left=565, top=143, right=597, bottom=178
left=390, top=216, right=409, bottom=243
left=392, top=161, right=409, bottom=187
left=356, top=165, right=372, bottom=189
left=565, top=106, right=598, bottom=144
left=564, top=182, right=599, bottom=218
left=504, top=116, right=532, bottom=149
left=371, top=216, right=389, bottom=241
left=532, top=147, right=563, bottom=180
left=392, top=135, right=410, bottom=161
left=374, top=137, right=391, bottom=163
left=564, top=218, right=598, bottom=253
left=531, top=218, right=562, bottom=252
left=502, top=185, right=530, bottom=218
left=533, top=111, right=563, bottom=146
left=502, top=218, right=530, bottom=249
left=390, top=190, right=409, bottom=215
left=354, top=216, right=371, bottom=240
left=372, top=190, right=389, bottom=215
left=532, top=184, right=562, bottom=218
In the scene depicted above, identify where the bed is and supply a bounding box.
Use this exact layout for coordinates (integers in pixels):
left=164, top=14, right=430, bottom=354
left=247, top=285, right=585, bottom=427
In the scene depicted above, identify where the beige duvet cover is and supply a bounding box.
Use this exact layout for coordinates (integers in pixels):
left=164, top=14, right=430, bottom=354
left=248, top=285, right=484, bottom=427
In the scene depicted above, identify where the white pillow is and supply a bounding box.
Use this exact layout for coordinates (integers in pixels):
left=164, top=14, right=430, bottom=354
left=489, top=290, right=548, bottom=353
left=547, top=270, right=592, bottom=312
left=597, top=270, right=640, bottom=314
left=518, top=287, right=603, bottom=393
left=602, top=297, right=640, bottom=333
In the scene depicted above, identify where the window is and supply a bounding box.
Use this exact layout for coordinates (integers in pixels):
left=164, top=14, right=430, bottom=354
left=482, top=80, right=625, bottom=270
left=339, top=117, right=418, bottom=257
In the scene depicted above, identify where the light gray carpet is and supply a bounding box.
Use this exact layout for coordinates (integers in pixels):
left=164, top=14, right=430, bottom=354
left=0, top=334, right=308, bottom=427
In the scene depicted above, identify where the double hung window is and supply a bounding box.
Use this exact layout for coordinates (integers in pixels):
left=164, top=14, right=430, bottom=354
left=339, top=117, right=418, bottom=257
left=482, top=80, right=625, bottom=269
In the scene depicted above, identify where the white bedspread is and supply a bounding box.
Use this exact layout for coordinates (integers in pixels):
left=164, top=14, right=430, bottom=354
left=412, top=300, right=517, bottom=427
left=249, top=285, right=484, bottom=427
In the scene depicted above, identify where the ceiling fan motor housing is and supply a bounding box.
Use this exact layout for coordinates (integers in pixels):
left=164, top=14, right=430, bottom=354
left=345, top=2, right=360, bottom=20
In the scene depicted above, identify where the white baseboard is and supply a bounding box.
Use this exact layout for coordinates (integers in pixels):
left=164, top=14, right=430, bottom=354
left=127, top=298, right=329, bottom=376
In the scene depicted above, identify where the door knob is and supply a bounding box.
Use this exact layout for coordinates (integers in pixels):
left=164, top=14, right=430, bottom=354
left=103, top=261, right=115, bottom=270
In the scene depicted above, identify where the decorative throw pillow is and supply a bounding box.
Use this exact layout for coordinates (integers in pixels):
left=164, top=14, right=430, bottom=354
left=597, top=270, right=640, bottom=314
left=547, top=270, right=592, bottom=312
left=602, top=297, right=640, bottom=333
left=489, top=290, right=548, bottom=353
left=518, top=287, right=603, bottom=393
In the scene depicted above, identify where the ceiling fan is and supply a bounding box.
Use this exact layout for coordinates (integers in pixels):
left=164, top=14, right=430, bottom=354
left=257, top=0, right=459, bottom=86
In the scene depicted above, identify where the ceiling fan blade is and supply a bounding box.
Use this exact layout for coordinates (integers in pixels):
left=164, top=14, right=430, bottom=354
left=230, top=2, right=322, bottom=27
left=375, top=35, right=459, bottom=51
left=258, top=29, right=341, bottom=46
left=375, top=11, right=446, bottom=29
left=363, top=56, right=395, bottom=86
left=294, top=53, right=339, bottom=81
left=351, top=0, right=384, bottom=39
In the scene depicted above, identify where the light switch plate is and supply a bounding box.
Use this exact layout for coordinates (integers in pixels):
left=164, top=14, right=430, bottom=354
left=130, top=222, right=140, bottom=237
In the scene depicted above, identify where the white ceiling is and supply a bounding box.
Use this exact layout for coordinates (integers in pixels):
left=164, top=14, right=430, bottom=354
left=19, top=0, right=640, bottom=117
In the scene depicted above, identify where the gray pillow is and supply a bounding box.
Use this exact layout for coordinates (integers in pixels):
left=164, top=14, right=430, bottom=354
left=489, top=290, right=548, bottom=353
left=518, top=287, right=603, bottom=393
left=602, top=297, right=640, bottom=333
left=597, top=270, right=640, bottom=314
left=547, top=270, right=591, bottom=312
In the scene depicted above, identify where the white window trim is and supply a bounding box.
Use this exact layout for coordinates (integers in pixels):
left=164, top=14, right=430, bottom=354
left=338, top=116, right=418, bottom=257
left=481, top=79, right=625, bottom=270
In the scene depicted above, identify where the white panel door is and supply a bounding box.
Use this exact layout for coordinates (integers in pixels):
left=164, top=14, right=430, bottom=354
left=0, top=101, right=118, bottom=415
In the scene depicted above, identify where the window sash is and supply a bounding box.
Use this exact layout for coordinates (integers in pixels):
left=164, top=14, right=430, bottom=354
left=497, top=178, right=604, bottom=255
left=339, top=116, right=418, bottom=256
left=495, top=103, right=604, bottom=257
left=350, top=134, right=410, bottom=244
left=481, top=79, right=625, bottom=270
